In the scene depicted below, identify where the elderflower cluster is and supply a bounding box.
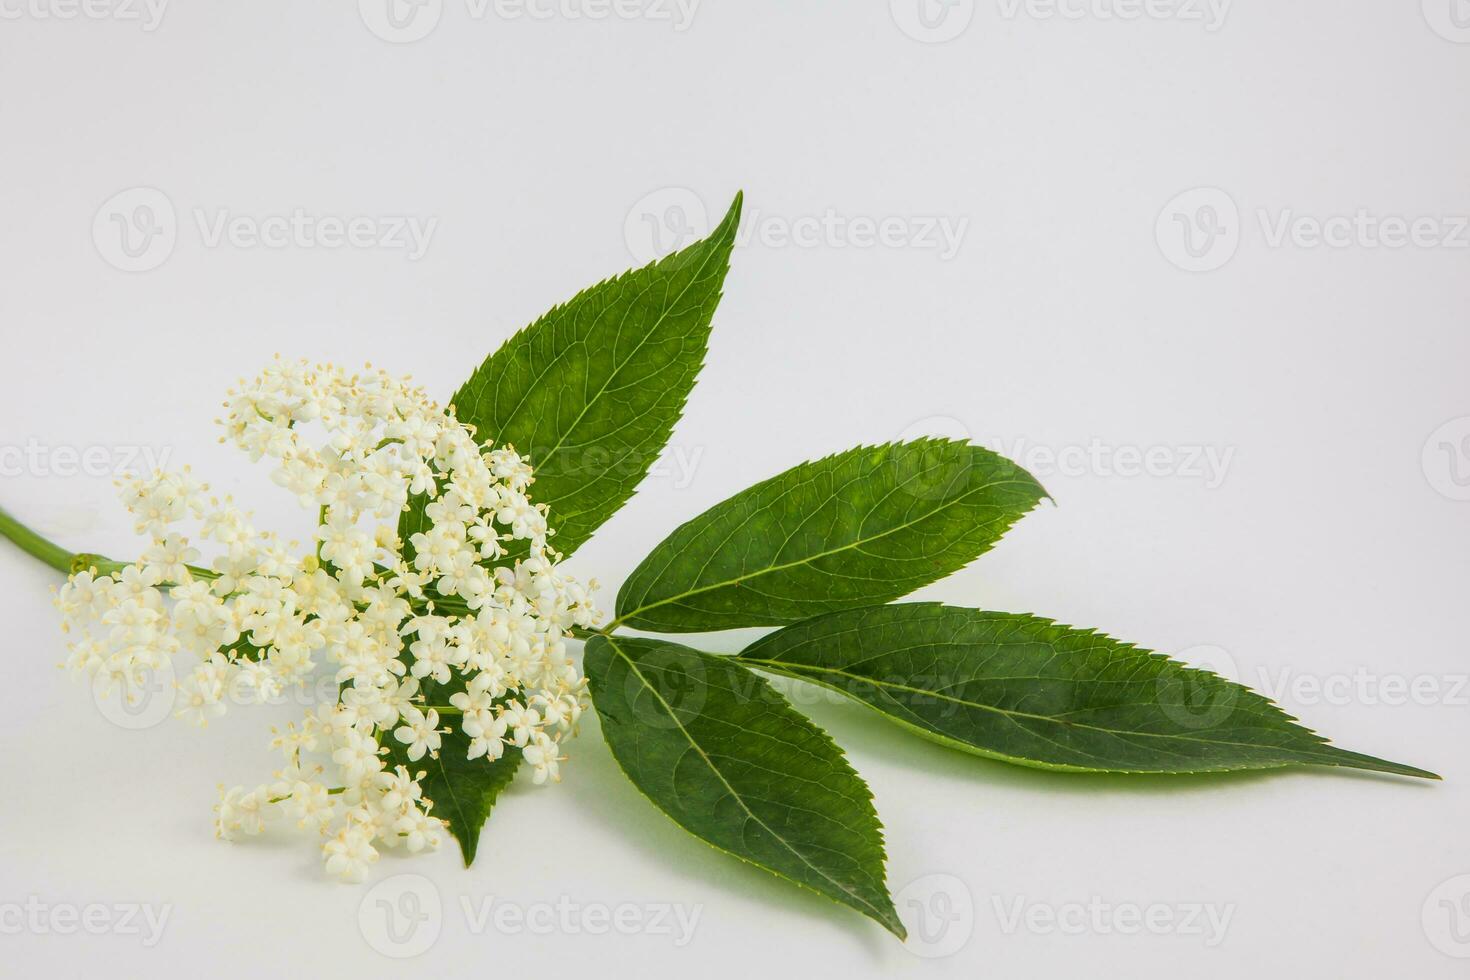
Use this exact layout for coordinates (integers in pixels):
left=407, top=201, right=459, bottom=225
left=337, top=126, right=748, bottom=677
left=54, top=358, right=600, bottom=882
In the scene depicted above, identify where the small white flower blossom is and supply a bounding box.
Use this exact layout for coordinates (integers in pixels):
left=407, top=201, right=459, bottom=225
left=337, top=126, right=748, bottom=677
left=393, top=707, right=443, bottom=762
left=53, top=359, right=601, bottom=882
left=322, top=824, right=378, bottom=883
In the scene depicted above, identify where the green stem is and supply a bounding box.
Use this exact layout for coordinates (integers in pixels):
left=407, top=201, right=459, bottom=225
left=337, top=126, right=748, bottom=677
left=70, top=554, right=219, bottom=585
left=0, top=505, right=77, bottom=574
left=0, top=504, right=223, bottom=584
left=266, top=786, right=347, bottom=804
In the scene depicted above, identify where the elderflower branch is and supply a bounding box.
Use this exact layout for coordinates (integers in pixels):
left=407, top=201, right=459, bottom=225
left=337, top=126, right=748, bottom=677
left=268, top=786, right=346, bottom=805
left=34, top=358, right=602, bottom=878
left=70, top=552, right=221, bottom=582
left=0, top=509, right=221, bottom=584
left=0, top=505, right=76, bottom=574
left=315, top=505, right=330, bottom=564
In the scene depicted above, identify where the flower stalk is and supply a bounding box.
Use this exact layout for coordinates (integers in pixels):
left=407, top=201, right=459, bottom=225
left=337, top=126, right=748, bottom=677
left=0, top=505, right=77, bottom=575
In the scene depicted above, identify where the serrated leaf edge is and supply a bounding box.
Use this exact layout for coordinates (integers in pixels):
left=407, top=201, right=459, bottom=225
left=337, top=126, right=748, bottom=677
left=740, top=603, right=1439, bottom=780
left=615, top=438, right=1048, bottom=629
left=587, top=633, right=907, bottom=939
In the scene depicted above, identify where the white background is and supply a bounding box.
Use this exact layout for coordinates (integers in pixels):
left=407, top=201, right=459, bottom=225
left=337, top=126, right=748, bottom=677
left=1, top=1, right=1467, bottom=976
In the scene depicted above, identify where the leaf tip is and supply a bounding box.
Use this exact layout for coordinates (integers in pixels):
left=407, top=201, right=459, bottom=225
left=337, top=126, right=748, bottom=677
left=717, top=191, right=744, bottom=238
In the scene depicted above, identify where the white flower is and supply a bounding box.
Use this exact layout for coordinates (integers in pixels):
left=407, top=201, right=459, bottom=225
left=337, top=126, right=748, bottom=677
left=215, top=784, right=274, bottom=840
left=232, top=660, right=284, bottom=704
left=322, top=825, right=378, bottom=883
left=393, top=708, right=442, bottom=762
left=282, top=781, right=335, bottom=832
left=55, top=358, right=604, bottom=883
left=394, top=807, right=442, bottom=853
left=141, top=533, right=201, bottom=584
left=177, top=655, right=231, bottom=726
left=523, top=734, right=563, bottom=785
left=462, top=709, right=509, bottom=762
left=502, top=701, right=541, bottom=747
left=332, top=730, right=386, bottom=783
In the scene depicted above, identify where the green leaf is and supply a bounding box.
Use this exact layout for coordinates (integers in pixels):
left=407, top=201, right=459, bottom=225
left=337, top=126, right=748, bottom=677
left=400, top=193, right=743, bottom=559
left=385, top=732, right=522, bottom=867
left=375, top=663, right=521, bottom=866
left=739, top=603, right=1438, bottom=779
left=584, top=634, right=905, bottom=938
left=615, top=439, right=1046, bottom=632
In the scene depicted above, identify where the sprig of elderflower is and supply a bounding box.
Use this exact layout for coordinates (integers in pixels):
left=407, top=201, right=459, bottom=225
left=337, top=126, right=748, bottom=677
left=53, top=357, right=601, bottom=882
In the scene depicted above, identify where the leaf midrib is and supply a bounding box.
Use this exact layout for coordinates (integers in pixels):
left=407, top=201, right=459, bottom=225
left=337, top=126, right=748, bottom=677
left=531, top=268, right=710, bottom=470
left=619, top=470, right=1024, bottom=625
left=471, top=221, right=726, bottom=482
left=604, top=636, right=890, bottom=922
left=740, top=657, right=1328, bottom=756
